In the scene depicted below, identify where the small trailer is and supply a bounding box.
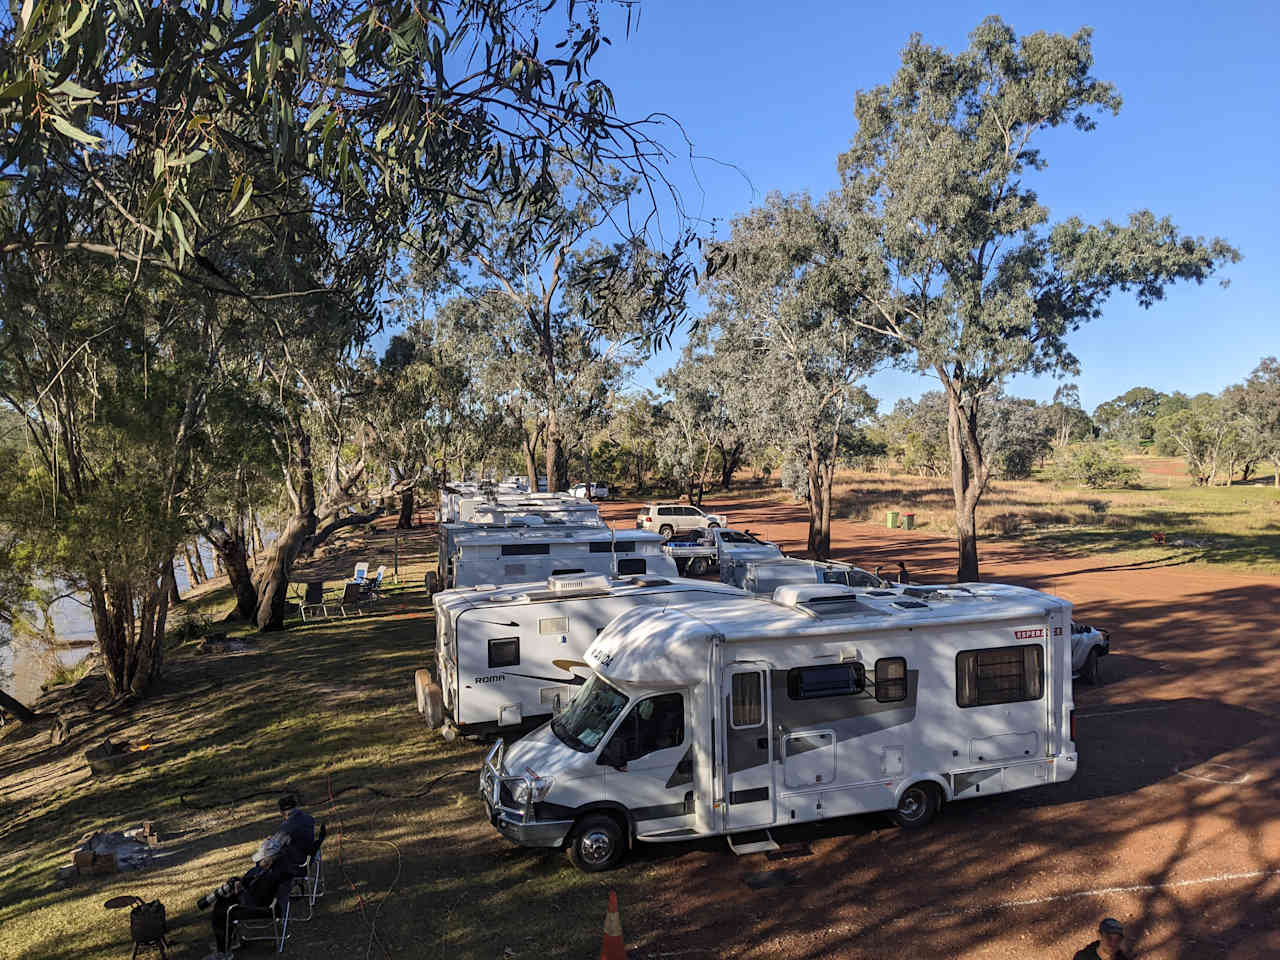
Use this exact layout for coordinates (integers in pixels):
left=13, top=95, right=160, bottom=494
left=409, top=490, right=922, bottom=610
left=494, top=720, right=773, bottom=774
left=661, top=527, right=781, bottom=578
left=741, top=558, right=892, bottom=595
left=436, top=524, right=677, bottom=591
left=428, top=573, right=751, bottom=734
left=480, top=581, right=1078, bottom=871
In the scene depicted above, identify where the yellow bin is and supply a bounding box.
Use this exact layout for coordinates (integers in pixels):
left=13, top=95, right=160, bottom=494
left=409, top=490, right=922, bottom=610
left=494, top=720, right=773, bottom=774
left=886, top=511, right=900, bottom=529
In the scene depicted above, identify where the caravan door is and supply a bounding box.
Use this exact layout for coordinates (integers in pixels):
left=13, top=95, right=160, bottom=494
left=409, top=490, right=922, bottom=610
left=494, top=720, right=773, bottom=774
left=719, top=663, right=775, bottom=831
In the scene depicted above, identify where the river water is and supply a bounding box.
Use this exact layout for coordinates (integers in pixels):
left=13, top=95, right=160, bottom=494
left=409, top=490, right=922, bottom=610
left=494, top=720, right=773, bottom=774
left=1, top=538, right=229, bottom=703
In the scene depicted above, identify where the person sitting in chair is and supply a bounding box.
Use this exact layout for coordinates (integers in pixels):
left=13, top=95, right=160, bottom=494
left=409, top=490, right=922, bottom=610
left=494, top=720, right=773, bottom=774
left=277, top=793, right=315, bottom=872
left=201, top=833, right=295, bottom=960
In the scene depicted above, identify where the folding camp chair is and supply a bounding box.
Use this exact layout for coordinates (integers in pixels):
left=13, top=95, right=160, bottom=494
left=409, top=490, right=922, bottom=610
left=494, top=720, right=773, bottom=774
left=225, top=895, right=290, bottom=954
left=298, top=582, right=332, bottom=622
left=352, top=561, right=370, bottom=583
left=360, top=566, right=385, bottom=600
left=291, top=823, right=327, bottom=921
left=337, top=582, right=364, bottom=618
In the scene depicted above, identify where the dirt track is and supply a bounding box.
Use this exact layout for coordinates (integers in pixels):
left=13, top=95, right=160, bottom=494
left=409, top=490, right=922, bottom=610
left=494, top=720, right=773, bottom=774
left=594, top=494, right=1280, bottom=959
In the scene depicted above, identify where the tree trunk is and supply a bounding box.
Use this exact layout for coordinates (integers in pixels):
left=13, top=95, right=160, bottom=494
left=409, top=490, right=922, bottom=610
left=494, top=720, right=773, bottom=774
left=396, top=489, right=416, bottom=529
left=169, top=572, right=182, bottom=606
left=943, top=384, right=987, bottom=583
left=89, top=559, right=174, bottom=698
left=191, top=540, right=209, bottom=583
left=718, top=441, right=744, bottom=490
left=0, top=689, right=40, bottom=723
left=182, top=543, right=199, bottom=586
left=253, top=511, right=314, bottom=631
left=204, top=517, right=258, bottom=622
left=805, top=442, right=833, bottom=559
left=524, top=436, right=539, bottom=492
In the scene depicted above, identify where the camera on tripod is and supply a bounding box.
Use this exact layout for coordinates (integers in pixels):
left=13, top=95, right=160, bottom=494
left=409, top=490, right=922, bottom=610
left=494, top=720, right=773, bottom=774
left=196, top=879, right=237, bottom=910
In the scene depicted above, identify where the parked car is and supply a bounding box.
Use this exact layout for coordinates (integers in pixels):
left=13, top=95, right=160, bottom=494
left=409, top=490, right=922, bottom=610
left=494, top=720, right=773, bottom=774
left=1070, top=620, right=1111, bottom=684
left=635, top=502, right=727, bottom=538
left=570, top=481, right=610, bottom=500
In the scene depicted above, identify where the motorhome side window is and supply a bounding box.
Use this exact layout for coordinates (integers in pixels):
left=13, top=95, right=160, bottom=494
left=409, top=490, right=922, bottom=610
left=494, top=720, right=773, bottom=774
left=955, top=645, right=1043, bottom=707
left=617, top=558, right=646, bottom=575
left=730, top=673, right=763, bottom=727
left=787, top=663, right=865, bottom=700
left=488, top=637, right=520, bottom=668
left=604, top=693, right=684, bottom=762
left=874, top=657, right=907, bottom=702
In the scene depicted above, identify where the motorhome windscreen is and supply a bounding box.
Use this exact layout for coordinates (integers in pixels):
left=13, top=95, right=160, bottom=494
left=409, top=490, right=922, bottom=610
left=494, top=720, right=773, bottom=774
left=550, top=675, right=628, bottom=753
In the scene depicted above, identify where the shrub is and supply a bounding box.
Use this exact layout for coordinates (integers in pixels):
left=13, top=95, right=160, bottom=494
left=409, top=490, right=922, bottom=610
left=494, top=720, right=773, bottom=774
left=1052, top=446, right=1141, bottom=489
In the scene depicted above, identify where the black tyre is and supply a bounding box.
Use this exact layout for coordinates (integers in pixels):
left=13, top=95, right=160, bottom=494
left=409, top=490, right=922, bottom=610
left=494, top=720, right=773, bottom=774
left=658, top=524, right=674, bottom=539
left=707, top=521, right=719, bottom=528
left=688, top=557, right=709, bottom=577
left=1082, top=647, right=1102, bottom=685
left=566, top=814, right=625, bottom=872
left=891, top=782, right=941, bottom=829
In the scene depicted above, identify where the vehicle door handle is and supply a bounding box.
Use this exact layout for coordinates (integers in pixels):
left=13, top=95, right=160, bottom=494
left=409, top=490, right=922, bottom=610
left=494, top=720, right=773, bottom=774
left=757, top=737, right=768, bottom=750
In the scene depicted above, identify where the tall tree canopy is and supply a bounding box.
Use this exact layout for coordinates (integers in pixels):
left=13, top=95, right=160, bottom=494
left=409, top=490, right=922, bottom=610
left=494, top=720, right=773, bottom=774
left=837, top=16, right=1239, bottom=579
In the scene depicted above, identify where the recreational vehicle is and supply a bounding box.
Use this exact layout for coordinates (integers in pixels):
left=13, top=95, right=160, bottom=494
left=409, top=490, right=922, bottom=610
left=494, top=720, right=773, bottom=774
left=741, top=558, right=892, bottom=595
left=480, top=581, right=1077, bottom=871
left=436, top=524, right=677, bottom=591
left=426, top=573, right=751, bottom=734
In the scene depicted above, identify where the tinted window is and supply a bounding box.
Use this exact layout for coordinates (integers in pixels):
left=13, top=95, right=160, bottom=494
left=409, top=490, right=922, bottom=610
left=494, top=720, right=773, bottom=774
left=617, top=558, right=646, bottom=575
left=956, top=645, right=1043, bottom=707
left=488, top=638, right=519, bottom=668
left=501, top=543, right=550, bottom=556
left=604, top=693, right=684, bottom=762
left=590, top=541, right=636, bottom=553
left=718, top=531, right=758, bottom=544
left=787, top=663, right=865, bottom=700
left=875, top=657, right=907, bottom=702
left=730, top=672, right=763, bottom=727
left=657, top=507, right=674, bottom=516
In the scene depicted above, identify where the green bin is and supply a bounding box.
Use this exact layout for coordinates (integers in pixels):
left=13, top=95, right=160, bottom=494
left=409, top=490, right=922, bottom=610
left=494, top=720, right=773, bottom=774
left=903, top=513, right=916, bottom=530
left=886, top=510, right=899, bottom=529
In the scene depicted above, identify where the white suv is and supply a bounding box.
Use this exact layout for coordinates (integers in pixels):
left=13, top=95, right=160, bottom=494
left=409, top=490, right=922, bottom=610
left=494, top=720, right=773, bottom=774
left=570, top=481, right=609, bottom=500
left=635, top=502, right=727, bottom=538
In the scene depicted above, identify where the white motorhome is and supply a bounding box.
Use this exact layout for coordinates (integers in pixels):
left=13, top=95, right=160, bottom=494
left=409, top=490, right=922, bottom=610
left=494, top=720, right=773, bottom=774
left=741, top=558, right=892, bottom=595
left=437, top=524, right=677, bottom=591
left=480, top=581, right=1078, bottom=871
left=429, top=574, right=751, bottom=734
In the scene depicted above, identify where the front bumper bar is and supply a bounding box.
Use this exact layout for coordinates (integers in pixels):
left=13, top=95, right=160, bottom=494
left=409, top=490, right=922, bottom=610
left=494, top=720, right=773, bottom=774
left=479, top=741, right=574, bottom=849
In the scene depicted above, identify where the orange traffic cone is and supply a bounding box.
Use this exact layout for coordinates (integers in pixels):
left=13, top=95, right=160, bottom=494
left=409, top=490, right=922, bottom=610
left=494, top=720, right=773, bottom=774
left=600, top=889, right=626, bottom=960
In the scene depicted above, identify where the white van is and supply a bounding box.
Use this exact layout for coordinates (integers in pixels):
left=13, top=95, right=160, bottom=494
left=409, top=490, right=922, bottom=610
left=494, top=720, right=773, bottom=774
left=430, top=574, right=750, bottom=734
left=480, top=581, right=1077, bottom=871
left=437, top=525, right=677, bottom=591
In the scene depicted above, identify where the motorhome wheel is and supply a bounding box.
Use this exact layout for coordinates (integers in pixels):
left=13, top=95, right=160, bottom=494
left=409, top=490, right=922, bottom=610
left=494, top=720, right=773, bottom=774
left=1082, top=647, right=1102, bottom=685
left=567, top=814, right=624, bottom=872
left=658, top=524, right=674, bottom=539
left=891, top=782, right=940, bottom=829
left=423, top=679, right=446, bottom=728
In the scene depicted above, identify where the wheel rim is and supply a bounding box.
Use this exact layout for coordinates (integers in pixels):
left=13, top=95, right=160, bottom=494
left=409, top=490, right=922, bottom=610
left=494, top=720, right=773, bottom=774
left=899, top=787, right=927, bottom=821
left=579, top=828, right=615, bottom=865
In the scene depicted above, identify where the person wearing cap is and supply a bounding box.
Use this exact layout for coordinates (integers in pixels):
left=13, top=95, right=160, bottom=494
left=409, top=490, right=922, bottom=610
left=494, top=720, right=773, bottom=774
left=1073, top=918, right=1133, bottom=960
left=278, top=793, right=315, bottom=872
left=202, top=833, right=296, bottom=960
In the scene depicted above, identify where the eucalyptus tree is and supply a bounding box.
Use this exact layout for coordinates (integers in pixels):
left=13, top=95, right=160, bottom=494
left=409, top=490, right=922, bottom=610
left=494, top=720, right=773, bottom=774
left=1092, top=387, right=1168, bottom=448
left=1237, top=358, right=1280, bottom=487
left=837, top=17, right=1239, bottom=579
left=704, top=193, right=881, bottom=558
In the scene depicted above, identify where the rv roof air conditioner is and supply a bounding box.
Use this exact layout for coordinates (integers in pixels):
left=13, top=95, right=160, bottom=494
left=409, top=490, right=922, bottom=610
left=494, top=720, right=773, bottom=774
left=772, top=583, right=858, bottom=607
left=546, top=573, right=611, bottom=595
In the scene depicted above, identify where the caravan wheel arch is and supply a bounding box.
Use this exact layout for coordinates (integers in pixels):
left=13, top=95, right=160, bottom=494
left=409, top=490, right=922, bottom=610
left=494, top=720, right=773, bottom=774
left=897, top=773, right=952, bottom=807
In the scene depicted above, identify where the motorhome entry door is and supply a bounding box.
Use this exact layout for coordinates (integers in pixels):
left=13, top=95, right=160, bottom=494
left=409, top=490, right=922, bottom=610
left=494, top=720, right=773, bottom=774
left=721, top=662, right=775, bottom=831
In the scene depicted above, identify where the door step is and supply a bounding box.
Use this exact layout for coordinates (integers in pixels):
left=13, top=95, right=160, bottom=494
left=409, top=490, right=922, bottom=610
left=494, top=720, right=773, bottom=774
left=727, top=829, right=779, bottom=855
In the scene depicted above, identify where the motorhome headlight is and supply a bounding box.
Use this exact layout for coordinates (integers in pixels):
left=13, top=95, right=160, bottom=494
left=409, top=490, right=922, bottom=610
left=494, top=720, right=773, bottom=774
left=509, top=775, right=555, bottom=805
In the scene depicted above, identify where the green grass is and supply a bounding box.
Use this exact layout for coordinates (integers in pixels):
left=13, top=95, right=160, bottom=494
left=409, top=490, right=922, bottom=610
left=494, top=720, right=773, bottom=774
left=0, top=542, right=656, bottom=960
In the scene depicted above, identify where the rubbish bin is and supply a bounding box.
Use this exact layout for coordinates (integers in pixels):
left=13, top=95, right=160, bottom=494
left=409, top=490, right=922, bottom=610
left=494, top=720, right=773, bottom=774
left=903, top=513, right=916, bottom=530
left=886, top=511, right=900, bottom=529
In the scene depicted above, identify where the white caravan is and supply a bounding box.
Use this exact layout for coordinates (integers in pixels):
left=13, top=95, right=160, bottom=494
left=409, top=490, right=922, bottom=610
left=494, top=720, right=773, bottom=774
left=437, top=525, right=677, bottom=591
left=430, top=574, right=751, bottom=734
left=741, top=558, right=892, bottom=595
left=480, top=581, right=1078, bottom=871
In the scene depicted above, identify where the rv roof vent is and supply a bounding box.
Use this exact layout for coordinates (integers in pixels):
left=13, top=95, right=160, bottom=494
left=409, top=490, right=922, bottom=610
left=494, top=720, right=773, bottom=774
left=547, top=573, right=611, bottom=595
left=773, top=583, right=857, bottom=607
left=891, top=599, right=929, bottom=610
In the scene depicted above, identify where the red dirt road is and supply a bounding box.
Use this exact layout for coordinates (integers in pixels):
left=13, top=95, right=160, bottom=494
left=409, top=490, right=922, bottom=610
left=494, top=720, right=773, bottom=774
left=596, top=495, right=1280, bottom=959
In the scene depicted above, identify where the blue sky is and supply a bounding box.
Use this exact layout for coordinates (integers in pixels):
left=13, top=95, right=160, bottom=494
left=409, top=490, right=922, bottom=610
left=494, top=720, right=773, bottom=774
left=589, top=1, right=1278, bottom=416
